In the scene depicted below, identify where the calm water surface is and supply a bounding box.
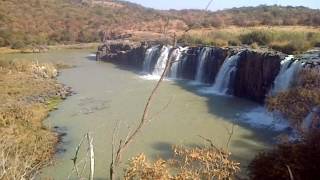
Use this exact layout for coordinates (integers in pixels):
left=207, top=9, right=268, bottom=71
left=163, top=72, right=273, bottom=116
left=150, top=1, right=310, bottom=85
left=3, top=49, right=274, bottom=179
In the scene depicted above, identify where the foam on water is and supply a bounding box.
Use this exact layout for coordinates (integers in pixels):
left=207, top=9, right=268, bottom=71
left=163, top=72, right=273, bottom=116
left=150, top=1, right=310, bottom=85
left=240, top=107, right=290, bottom=131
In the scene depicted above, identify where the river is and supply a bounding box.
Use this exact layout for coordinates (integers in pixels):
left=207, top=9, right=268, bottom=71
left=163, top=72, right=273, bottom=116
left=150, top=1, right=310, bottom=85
left=2, top=49, right=280, bottom=179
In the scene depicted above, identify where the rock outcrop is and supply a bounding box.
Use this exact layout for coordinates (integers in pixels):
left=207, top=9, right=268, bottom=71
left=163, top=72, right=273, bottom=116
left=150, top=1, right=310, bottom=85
left=234, top=50, right=285, bottom=103
left=96, top=42, right=320, bottom=103
left=96, top=40, right=148, bottom=69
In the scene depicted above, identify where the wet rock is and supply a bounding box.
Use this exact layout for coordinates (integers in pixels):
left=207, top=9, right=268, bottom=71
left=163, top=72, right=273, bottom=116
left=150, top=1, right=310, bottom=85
left=301, top=106, right=320, bottom=132
left=234, top=49, right=285, bottom=103
left=95, top=42, right=318, bottom=103
left=97, top=40, right=148, bottom=70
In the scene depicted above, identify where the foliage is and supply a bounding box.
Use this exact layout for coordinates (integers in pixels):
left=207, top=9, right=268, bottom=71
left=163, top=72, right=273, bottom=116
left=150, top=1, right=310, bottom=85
left=170, top=5, right=320, bottom=28
left=240, top=31, right=273, bottom=45
left=0, top=59, right=65, bottom=179
left=179, top=27, right=320, bottom=54
left=266, top=69, right=320, bottom=128
left=124, top=145, right=240, bottom=180
left=249, top=130, right=320, bottom=180
left=0, top=1, right=319, bottom=49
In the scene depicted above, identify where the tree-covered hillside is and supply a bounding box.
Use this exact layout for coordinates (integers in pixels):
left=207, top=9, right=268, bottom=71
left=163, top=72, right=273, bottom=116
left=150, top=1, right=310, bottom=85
left=0, top=0, right=319, bottom=48
left=168, top=5, right=320, bottom=28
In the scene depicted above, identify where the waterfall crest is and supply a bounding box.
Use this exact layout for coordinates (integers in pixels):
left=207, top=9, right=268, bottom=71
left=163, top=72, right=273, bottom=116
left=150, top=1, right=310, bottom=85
left=270, top=55, right=303, bottom=95
left=170, top=47, right=188, bottom=79
left=210, top=53, right=241, bottom=95
left=143, top=46, right=159, bottom=73
left=195, top=47, right=211, bottom=82
left=152, top=45, right=172, bottom=76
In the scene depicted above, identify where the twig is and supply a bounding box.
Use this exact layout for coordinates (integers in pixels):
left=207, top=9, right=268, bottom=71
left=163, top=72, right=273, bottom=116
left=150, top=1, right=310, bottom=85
left=198, top=135, right=219, bottom=151
left=69, top=133, right=95, bottom=180
left=87, top=133, right=95, bottom=180
left=109, top=46, right=177, bottom=179
left=110, top=120, right=121, bottom=179
left=70, top=134, right=87, bottom=178
left=148, top=95, right=174, bottom=121
left=286, top=165, right=294, bottom=180
left=226, top=123, right=235, bottom=150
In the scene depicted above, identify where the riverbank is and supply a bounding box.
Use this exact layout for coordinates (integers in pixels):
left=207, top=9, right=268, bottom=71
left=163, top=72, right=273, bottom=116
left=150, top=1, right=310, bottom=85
left=0, top=59, right=72, bottom=179
left=0, top=43, right=100, bottom=54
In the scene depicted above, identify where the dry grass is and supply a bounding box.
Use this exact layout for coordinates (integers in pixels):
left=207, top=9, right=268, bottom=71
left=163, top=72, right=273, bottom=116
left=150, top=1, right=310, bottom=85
left=0, top=59, right=66, bottom=179
left=249, top=130, right=320, bottom=180
left=125, top=145, right=240, bottom=180
left=178, top=26, right=320, bottom=54
left=266, top=69, right=320, bottom=129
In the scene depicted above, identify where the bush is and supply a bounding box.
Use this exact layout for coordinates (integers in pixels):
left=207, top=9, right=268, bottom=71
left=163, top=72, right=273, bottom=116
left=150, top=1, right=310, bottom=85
left=0, top=37, right=6, bottom=47
left=11, top=40, right=26, bottom=49
left=271, top=40, right=312, bottom=54
left=178, top=33, right=231, bottom=47
left=125, top=145, right=240, bottom=179
left=249, top=131, right=320, bottom=180
left=266, top=69, right=320, bottom=128
left=228, top=39, right=241, bottom=46
left=240, top=31, right=273, bottom=45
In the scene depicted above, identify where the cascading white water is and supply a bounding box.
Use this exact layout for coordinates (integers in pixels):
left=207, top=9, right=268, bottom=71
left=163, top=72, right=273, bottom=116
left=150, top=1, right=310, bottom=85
left=152, top=45, right=172, bottom=76
left=170, top=47, right=188, bottom=79
left=270, top=55, right=303, bottom=95
left=143, top=46, right=159, bottom=73
left=195, top=47, right=211, bottom=82
left=211, top=53, right=241, bottom=95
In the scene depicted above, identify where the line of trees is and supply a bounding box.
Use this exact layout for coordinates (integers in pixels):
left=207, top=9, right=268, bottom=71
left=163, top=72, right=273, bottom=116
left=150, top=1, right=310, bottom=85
left=0, top=0, right=319, bottom=49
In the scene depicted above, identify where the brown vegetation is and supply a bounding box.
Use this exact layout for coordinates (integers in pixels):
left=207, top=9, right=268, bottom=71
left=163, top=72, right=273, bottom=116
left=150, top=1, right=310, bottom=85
left=178, top=26, right=320, bottom=54
left=266, top=68, right=320, bottom=128
left=249, top=130, right=320, bottom=180
left=0, top=0, right=319, bottom=51
left=250, top=68, right=320, bottom=179
left=125, top=145, right=240, bottom=180
left=0, top=59, right=68, bottom=179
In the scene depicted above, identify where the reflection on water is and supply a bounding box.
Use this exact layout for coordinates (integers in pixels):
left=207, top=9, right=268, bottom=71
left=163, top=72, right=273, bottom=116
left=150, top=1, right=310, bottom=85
left=3, top=50, right=276, bottom=179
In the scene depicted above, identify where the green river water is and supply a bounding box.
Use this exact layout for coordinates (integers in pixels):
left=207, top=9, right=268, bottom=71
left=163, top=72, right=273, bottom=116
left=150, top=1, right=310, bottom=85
left=2, top=49, right=277, bottom=179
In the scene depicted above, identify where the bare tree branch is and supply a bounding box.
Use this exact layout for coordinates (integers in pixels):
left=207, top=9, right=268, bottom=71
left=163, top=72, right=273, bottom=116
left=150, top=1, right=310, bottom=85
left=226, top=123, right=235, bottom=150
left=286, top=165, right=295, bottom=180
left=109, top=45, right=177, bottom=179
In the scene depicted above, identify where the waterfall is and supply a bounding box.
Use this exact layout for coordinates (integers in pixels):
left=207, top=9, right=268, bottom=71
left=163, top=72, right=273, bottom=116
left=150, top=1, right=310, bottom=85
left=195, top=47, right=211, bottom=82
left=143, top=46, right=159, bottom=73
left=301, top=106, right=320, bottom=132
left=211, top=53, right=241, bottom=95
left=270, top=55, right=303, bottom=95
left=152, top=45, right=172, bottom=76
left=170, top=47, right=188, bottom=79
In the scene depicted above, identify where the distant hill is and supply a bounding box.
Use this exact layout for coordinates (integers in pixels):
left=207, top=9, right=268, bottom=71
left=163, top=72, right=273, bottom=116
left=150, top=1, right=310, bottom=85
left=0, top=0, right=319, bottom=48
left=168, top=5, right=320, bottom=28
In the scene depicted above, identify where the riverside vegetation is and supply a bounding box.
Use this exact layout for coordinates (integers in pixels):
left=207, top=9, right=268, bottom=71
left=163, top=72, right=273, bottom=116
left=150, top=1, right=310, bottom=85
left=0, top=59, right=71, bottom=179
left=178, top=26, right=320, bottom=54
left=247, top=68, right=320, bottom=179
left=0, top=0, right=320, bottom=54
left=1, top=0, right=320, bottom=179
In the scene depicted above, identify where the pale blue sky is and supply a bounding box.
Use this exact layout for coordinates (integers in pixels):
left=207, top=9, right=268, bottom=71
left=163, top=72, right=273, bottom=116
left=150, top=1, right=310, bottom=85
left=125, top=0, right=320, bottom=11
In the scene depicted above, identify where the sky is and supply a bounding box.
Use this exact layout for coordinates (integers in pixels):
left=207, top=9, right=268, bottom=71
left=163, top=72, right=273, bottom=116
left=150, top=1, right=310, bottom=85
left=125, top=0, right=320, bottom=11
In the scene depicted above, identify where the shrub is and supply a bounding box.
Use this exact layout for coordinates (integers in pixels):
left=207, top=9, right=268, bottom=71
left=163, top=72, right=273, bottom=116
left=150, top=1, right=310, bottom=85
left=240, top=31, right=273, bottom=45
left=125, top=145, right=240, bottom=179
left=250, top=42, right=259, bottom=49
left=266, top=69, right=320, bottom=128
left=11, top=40, right=26, bottom=49
left=0, top=37, right=6, bottom=47
left=270, top=40, right=312, bottom=54
left=249, top=131, right=320, bottom=180
left=228, top=39, right=241, bottom=46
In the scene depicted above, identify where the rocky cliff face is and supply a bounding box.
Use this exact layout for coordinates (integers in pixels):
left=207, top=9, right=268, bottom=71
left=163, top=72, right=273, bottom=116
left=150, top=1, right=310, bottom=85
left=97, top=42, right=318, bottom=103
left=234, top=50, right=285, bottom=103
left=97, top=40, right=148, bottom=69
